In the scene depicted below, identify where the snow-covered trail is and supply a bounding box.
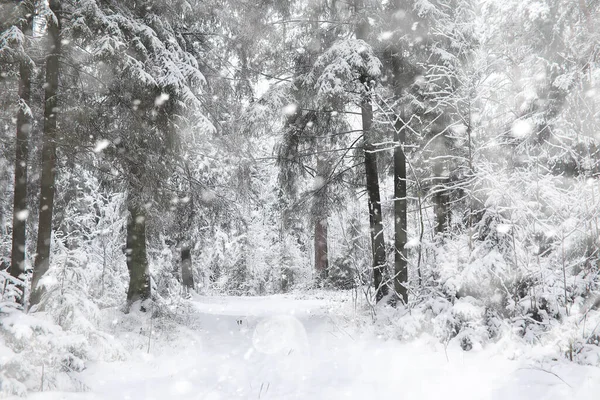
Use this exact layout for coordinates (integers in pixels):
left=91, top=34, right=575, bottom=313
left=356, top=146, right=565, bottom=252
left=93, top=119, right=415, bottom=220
left=19, top=294, right=600, bottom=400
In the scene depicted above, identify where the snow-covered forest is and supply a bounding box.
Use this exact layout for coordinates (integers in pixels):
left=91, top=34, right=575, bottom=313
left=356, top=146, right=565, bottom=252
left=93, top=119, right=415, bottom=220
left=1, top=0, right=600, bottom=398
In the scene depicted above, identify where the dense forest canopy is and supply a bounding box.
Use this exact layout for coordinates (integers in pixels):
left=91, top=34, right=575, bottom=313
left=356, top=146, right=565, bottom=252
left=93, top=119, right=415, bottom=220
left=0, top=0, right=600, bottom=397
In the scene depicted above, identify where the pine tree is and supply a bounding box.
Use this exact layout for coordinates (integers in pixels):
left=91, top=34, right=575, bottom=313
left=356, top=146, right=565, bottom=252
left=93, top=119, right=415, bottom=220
left=30, top=0, right=62, bottom=307
left=0, top=0, right=36, bottom=306
left=355, top=0, right=388, bottom=302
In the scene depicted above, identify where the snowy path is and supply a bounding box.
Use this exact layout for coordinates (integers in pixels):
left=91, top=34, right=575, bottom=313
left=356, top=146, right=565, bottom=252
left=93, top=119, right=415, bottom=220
left=19, top=294, right=600, bottom=400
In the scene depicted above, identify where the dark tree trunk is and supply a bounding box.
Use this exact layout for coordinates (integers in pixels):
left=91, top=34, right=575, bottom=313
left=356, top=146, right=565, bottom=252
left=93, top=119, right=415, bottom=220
left=393, top=121, right=408, bottom=304
left=126, top=203, right=151, bottom=306
left=314, top=217, right=328, bottom=276
left=181, top=244, right=194, bottom=291
left=356, top=0, right=388, bottom=303
left=313, top=156, right=329, bottom=278
left=9, top=61, right=31, bottom=297
left=386, top=0, right=421, bottom=305
left=363, top=119, right=388, bottom=303
left=30, top=0, right=61, bottom=307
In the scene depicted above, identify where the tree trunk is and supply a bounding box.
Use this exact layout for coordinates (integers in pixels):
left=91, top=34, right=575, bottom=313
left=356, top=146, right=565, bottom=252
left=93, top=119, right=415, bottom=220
left=314, top=217, right=328, bottom=276
left=434, top=174, right=450, bottom=235
left=356, top=0, right=388, bottom=303
left=30, top=0, right=61, bottom=307
left=393, top=122, right=408, bottom=304
left=126, top=203, right=151, bottom=306
left=314, top=156, right=329, bottom=278
left=181, top=244, right=194, bottom=291
left=364, top=128, right=388, bottom=303
left=386, top=0, right=415, bottom=306
left=9, top=60, right=31, bottom=301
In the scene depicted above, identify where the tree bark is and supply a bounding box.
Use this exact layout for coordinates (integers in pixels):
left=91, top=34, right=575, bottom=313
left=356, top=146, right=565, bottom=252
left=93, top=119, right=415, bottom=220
left=314, top=156, right=329, bottom=277
left=363, top=121, right=388, bottom=303
left=30, top=0, right=61, bottom=307
left=356, top=0, right=388, bottom=303
left=9, top=60, right=31, bottom=297
left=393, top=121, right=408, bottom=304
left=314, top=217, right=329, bottom=276
left=181, top=244, right=194, bottom=291
left=386, top=0, right=421, bottom=305
left=126, top=203, right=151, bottom=306
left=434, top=193, right=448, bottom=234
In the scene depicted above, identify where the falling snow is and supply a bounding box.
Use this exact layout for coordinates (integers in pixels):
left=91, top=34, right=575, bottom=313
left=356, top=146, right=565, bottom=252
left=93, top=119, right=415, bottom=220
left=15, top=209, right=29, bottom=221
left=511, top=119, right=534, bottom=139
left=154, top=93, right=170, bottom=107
left=93, top=139, right=110, bottom=153
left=282, top=103, right=298, bottom=116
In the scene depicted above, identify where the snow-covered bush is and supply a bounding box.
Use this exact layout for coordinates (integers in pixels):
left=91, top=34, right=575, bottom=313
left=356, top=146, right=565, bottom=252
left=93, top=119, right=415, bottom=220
left=1, top=306, right=92, bottom=395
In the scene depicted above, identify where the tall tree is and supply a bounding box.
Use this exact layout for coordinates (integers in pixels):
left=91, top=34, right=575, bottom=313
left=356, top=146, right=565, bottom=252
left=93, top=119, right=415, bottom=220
left=355, top=0, right=388, bottom=302
left=378, top=0, right=476, bottom=303
left=9, top=33, right=31, bottom=298
left=30, top=0, right=62, bottom=307
left=271, top=1, right=351, bottom=281
left=384, top=0, right=416, bottom=305
left=65, top=0, right=208, bottom=307
left=0, top=1, right=34, bottom=305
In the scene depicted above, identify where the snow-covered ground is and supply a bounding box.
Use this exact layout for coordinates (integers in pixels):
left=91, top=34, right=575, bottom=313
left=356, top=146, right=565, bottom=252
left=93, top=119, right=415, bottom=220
left=10, top=294, right=600, bottom=400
